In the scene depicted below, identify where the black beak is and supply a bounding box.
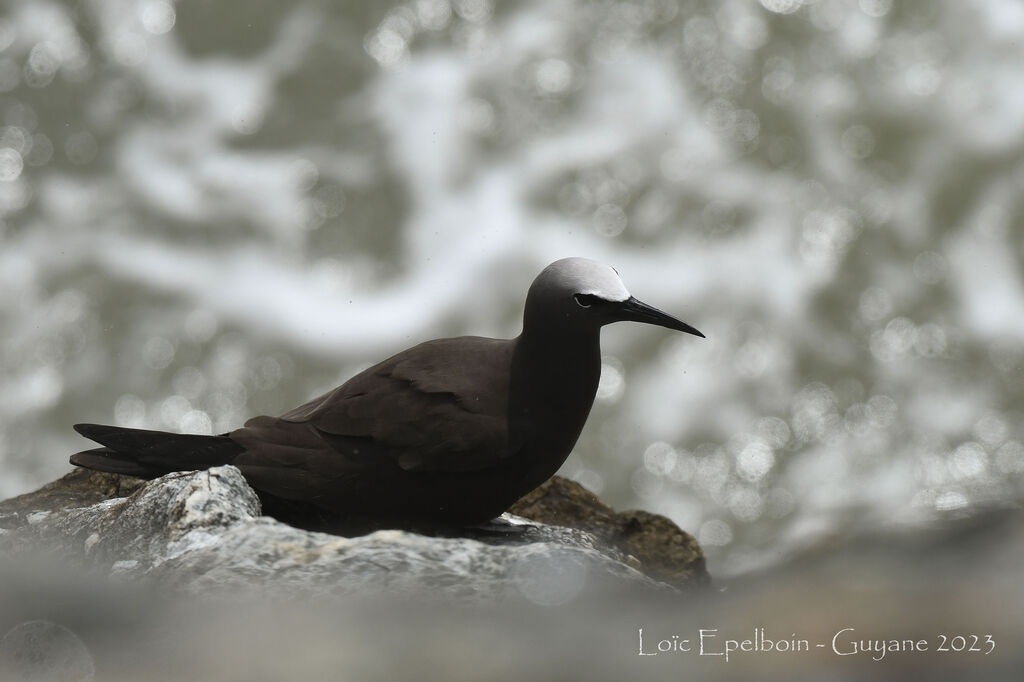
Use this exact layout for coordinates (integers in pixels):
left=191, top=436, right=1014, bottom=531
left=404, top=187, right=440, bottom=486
left=618, top=296, right=705, bottom=338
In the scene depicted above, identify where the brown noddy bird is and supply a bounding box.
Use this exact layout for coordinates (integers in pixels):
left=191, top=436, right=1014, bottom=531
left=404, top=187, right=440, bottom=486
left=71, top=257, right=703, bottom=533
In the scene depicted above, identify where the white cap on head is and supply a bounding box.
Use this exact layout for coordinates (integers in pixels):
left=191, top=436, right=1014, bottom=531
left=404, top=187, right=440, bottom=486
left=543, top=257, right=631, bottom=302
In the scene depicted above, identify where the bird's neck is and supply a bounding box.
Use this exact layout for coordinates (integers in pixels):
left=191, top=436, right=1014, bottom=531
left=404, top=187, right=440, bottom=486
left=510, top=325, right=602, bottom=435
left=515, top=321, right=601, bottom=369
left=507, top=326, right=602, bottom=493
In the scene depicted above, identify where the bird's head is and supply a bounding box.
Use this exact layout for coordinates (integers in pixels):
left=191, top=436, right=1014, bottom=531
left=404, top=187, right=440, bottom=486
left=524, top=257, right=704, bottom=337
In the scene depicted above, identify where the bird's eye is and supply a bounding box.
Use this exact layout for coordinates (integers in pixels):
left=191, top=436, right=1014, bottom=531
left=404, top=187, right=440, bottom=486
left=574, top=294, right=598, bottom=308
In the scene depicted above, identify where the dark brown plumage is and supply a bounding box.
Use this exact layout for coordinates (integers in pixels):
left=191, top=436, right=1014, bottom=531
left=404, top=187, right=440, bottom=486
left=71, top=258, right=703, bottom=533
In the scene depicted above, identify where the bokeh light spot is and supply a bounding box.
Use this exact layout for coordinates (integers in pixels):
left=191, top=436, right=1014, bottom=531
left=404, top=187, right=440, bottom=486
left=736, top=441, right=775, bottom=482
left=142, top=336, right=176, bottom=370
left=139, top=0, right=177, bottom=35
left=0, top=147, right=24, bottom=181
left=698, top=519, right=734, bottom=546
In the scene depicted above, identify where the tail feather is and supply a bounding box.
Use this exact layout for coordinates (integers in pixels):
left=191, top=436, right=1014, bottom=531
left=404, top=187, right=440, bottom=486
left=70, top=447, right=157, bottom=478
left=71, top=423, right=244, bottom=478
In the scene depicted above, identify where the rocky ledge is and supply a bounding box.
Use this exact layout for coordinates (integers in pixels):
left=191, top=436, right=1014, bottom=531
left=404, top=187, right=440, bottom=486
left=0, top=467, right=706, bottom=600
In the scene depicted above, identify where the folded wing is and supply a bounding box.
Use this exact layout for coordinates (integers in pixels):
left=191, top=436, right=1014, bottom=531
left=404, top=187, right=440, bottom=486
left=229, top=337, right=521, bottom=501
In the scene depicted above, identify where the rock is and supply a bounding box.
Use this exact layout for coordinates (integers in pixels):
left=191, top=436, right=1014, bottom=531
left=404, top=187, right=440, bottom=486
left=509, top=475, right=708, bottom=588
left=0, top=466, right=705, bottom=601
left=4, top=468, right=1020, bottom=682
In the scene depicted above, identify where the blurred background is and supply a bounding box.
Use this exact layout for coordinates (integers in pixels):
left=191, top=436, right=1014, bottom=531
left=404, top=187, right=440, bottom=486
left=0, top=0, right=1022, bottom=579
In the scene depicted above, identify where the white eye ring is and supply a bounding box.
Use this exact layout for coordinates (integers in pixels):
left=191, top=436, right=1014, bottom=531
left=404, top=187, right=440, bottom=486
left=574, top=294, right=595, bottom=308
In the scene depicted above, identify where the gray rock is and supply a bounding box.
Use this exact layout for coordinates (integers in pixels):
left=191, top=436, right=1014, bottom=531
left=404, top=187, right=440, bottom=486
left=0, top=466, right=672, bottom=601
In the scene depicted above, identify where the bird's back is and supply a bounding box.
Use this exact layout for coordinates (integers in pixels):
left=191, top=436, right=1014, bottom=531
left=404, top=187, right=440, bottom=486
left=280, top=336, right=514, bottom=424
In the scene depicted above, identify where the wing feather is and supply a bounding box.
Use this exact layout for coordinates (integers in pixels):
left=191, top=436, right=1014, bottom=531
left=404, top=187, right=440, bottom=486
left=231, top=337, right=518, bottom=480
